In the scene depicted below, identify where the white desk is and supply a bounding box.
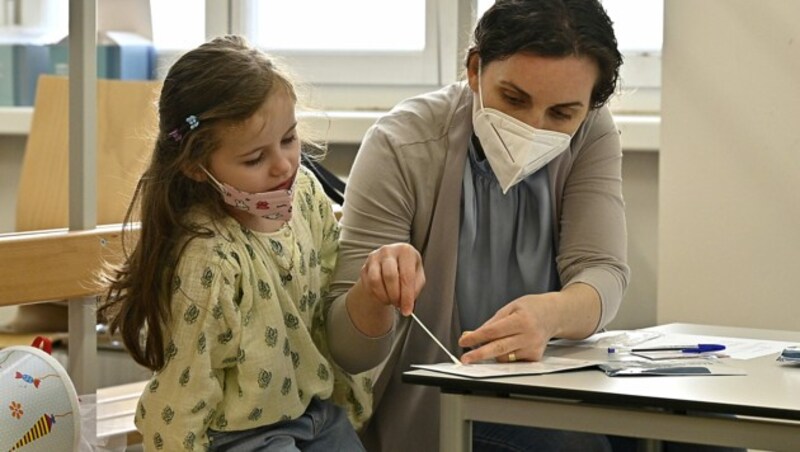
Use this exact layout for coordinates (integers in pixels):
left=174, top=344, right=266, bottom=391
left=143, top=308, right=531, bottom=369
left=403, top=323, right=800, bottom=451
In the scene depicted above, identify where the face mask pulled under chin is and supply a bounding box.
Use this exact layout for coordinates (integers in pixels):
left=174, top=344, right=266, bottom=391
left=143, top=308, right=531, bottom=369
left=471, top=76, right=572, bottom=194
left=200, top=166, right=295, bottom=222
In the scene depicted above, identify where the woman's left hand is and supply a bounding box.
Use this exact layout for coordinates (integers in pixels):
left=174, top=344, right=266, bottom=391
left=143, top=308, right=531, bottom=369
left=457, top=293, right=562, bottom=364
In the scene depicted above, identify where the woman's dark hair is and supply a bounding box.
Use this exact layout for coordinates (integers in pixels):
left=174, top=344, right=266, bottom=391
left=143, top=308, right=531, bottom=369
left=468, top=0, right=622, bottom=109
left=99, top=35, right=296, bottom=371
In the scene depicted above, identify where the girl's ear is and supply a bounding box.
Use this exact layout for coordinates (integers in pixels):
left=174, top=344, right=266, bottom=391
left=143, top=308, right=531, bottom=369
left=181, top=164, right=207, bottom=182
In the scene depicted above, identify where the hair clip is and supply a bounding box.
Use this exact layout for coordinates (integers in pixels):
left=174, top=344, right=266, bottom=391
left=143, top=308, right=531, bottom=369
left=186, top=115, right=200, bottom=130
left=168, top=115, right=200, bottom=142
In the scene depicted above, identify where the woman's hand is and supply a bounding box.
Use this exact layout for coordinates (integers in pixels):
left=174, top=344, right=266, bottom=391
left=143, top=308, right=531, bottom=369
left=457, top=284, right=601, bottom=364
left=346, top=243, right=426, bottom=337
left=458, top=293, right=560, bottom=364
left=356, top=243, right=426, bottom=316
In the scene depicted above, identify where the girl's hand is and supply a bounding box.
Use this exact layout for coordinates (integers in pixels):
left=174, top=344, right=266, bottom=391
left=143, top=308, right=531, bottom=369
left=355, top=243, right=425, bottom=316
left=457, top=293, right=561, bottom=364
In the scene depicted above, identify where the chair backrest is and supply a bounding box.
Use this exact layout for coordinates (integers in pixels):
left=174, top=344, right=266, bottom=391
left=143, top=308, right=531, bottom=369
left=15, top=75, right=160, bottom=232
left=301, top=153, right=346, bottom=207
left=0, top=225, right=132, bottom=306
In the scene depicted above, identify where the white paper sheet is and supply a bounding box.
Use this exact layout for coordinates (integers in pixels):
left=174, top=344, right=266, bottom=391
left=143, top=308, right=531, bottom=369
left=552, top=330, right=795, bottom=360
left=549, top=330, right=663, bottom=348
left=411, top=356, right=600, bottom=379
left=623, top=333, right=795, bottom=360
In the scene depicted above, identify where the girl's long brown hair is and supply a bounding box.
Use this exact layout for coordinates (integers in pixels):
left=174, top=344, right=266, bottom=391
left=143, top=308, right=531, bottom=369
left=99, top=35, right=296, bottom=371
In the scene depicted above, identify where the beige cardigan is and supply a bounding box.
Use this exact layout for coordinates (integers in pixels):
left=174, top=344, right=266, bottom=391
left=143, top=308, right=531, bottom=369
left=326, top=82, right=629, bottom=451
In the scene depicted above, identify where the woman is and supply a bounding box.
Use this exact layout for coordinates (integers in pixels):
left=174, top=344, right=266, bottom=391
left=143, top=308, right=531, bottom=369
left=327, top=0, right=627, bottom=450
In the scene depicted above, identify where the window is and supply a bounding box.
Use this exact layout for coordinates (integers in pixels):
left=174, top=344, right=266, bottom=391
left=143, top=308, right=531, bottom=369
left=0, top=1, right=663, bottom=113
left=0, top=0, right=67, bottom=32
left=148, top=0, right=662, bottom=113
left=150, top=0, right=205, bottom=79
left=151, top=0, right=205, bottom=51
left=251, top=1, right=426, bottom=52
left=602, top=0, right=663, bottom=113
left=232, top=0, right=441, bottom=86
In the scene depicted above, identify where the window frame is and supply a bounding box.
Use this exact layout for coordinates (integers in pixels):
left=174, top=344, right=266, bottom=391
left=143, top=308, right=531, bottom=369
left=198, top=0, right=660, bottom=114
left=230, top=0, right=443, bottom=86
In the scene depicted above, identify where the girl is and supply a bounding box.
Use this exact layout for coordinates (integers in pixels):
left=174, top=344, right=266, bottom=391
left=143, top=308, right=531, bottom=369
left=100, top=35, right=417, bottom=451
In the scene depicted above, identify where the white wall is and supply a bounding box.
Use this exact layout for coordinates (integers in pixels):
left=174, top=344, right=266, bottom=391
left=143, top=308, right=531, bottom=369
left=614, top=151, right=659, bottom=329
left=658, top=0, right=800, bottom=329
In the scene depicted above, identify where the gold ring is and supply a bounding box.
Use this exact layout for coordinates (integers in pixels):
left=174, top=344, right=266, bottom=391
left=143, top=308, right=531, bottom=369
left=508, top=352, right=517, bottom=362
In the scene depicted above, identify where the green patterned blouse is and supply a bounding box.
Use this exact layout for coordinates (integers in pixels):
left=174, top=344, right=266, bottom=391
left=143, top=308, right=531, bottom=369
left=135, top=167, right=373, bottom=451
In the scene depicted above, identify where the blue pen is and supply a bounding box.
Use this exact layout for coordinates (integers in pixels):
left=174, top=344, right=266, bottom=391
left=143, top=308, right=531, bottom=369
left=607, top=344, right=726, bottom=354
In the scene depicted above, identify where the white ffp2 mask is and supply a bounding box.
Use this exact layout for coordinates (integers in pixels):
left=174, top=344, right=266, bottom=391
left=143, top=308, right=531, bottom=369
left=472, top=65, right=572, bottom=194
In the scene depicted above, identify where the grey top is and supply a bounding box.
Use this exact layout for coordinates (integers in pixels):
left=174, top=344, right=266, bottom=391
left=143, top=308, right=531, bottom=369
left=456, top=137, right=559, bottom=332
left=325, top=82, right=629, bottom=452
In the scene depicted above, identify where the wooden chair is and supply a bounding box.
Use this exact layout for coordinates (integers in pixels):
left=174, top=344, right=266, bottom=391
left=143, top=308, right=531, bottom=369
left=0, top=225, right=143, bottom=444
left=16, top=75, right=159, bottom=232
left=2, top=75, right=159, bottom=445
left=5, top=75, right=159, bottom=333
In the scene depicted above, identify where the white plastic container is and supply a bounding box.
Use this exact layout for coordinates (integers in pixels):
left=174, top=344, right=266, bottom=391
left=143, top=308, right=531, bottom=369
left=0, top=339, right=80, bottom=451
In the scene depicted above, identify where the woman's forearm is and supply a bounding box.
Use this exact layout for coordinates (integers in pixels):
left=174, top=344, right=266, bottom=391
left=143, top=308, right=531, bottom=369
left=551, top=282, right=603, bottom=340
left=345, top=279, right=396, bottom=337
